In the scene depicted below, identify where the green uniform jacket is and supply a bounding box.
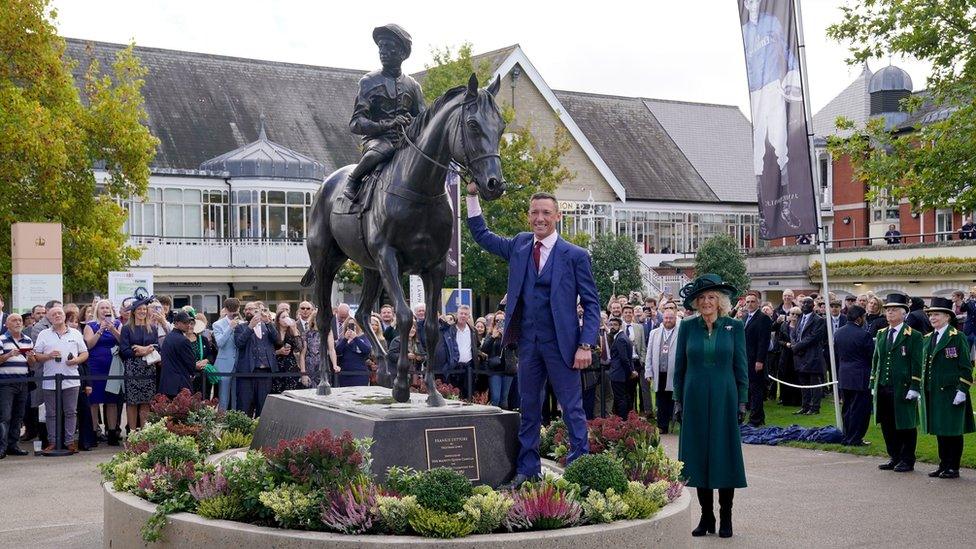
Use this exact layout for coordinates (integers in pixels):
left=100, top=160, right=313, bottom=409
left=921, top=328, right=975, bottom=436
left=870, top=324, right=923, bottom=430
left=673, top=315, right=748, bottom=489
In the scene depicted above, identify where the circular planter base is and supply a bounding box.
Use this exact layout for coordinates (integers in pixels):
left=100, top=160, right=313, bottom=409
left=102, top=483, right=694, bottom=548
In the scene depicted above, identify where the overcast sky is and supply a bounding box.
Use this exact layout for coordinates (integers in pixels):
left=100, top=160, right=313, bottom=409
left=52, top=0, right=930, bottom=117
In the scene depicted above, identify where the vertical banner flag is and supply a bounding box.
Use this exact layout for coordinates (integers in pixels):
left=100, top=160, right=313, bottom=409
left=738, top=0, right=817, bottom=239
left=446, top=169, right=460, bottom=276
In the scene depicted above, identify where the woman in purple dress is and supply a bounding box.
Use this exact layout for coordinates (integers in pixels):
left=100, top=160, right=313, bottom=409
left=83, top=299, right=122, bottom=445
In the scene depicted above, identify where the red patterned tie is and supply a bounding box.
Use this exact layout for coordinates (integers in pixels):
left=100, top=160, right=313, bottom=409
left=533, top=241, right=543, bottom=272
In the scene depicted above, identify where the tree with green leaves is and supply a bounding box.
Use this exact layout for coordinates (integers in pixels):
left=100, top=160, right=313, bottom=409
left=589, top=232, right=642, bottom=305
left=0, top=0, right=157, bottom=299
left=826, top=0, right=976, bottom=212
left=694, top=234, right=749, bottom=296
left=421, top=43, right=573, bottom=296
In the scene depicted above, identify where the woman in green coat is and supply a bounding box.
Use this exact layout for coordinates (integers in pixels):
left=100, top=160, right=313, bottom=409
left=921, top=297, right=975, bottom=479
left=673, top=274, right=748, bottom=539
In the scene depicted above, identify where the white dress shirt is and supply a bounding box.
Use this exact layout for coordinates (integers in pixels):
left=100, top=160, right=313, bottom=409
left=456, top=324, right=473, bottom=363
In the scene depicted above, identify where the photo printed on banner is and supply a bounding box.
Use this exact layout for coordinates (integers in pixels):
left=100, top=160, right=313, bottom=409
left=739, top=0, right=818, bottom=240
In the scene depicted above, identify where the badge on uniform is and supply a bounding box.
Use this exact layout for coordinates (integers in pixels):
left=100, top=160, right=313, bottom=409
left=661, top=344, right=669, bottom=354
left=946, top=347, right=958, bottom=359
left=901, top=346, right=906, bottom=357
left=725, top=325, right=733, bottom=331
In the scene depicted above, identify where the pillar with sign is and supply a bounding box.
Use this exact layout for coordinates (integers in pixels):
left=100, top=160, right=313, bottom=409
left=11, top=223, right=63, bottom=314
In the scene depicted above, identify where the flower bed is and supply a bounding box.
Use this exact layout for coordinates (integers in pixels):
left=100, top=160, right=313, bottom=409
left=100, top=394, right=684, bottom=542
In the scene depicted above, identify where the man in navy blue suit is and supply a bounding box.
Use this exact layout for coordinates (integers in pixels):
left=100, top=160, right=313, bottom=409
left=607, top=317, right=636, bottom=419
left=833, top=305, right=875, bottom=446
left=467, top=189, right=601, bottom=487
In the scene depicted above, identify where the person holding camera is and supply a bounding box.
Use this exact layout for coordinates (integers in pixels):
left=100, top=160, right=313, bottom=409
left=336, top=318, right=372, bottom=387
left=120, top=296, right=161, bottom=430
left=272, top=310, right=306, bottom=393
left=212, top=298, right=241, bottom=411
left=233, top=302, right=279, bottom=417
left=33, top=305, right=89, bottom=453
left=482, top=311, right=514, bottom=408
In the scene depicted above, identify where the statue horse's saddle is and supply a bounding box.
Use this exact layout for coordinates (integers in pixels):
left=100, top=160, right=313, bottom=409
left=334, top=163, right=386, bottom=216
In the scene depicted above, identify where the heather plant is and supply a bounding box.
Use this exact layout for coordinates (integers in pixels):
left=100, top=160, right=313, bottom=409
left=620, top=481, right=663, bottom=520
left=222, top=409, right=258, bottom=435
left=196, top=494, right=248, bottom=521
left=666, top=480, right=686, bottom=503
left=408, top=507, right=475, bottom=538
left=258, top=484, right=325, bottom=530
left=409, top=468, right=472, bottom=514
left=123, top=419, right=174, bottom=455
left=505, top=483, right=583, bottom=531
left=139, top=435, right=202, bottom=469
left=581, top=488, right=629, bottom=524
left=562, top=453, right=628, bottom=496
left=462, top=490, right=514, bottom=534
left=107, top=457, right=144, bottom=492
left=321, top=481, right=378, bottom=534
left=621, top=442, right=684, bottom=484
left=148, top=389, right=218, bottom=424
left=376, top=495, right=419, bottom=534
left=215, top=430, right=253, bottom=452
left=188, top=471, right=230, bottom=502
left=265, top=429, right=367, bottom=490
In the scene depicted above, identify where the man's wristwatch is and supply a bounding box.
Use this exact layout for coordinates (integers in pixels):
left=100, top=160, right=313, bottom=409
left=577, top=343, right=592, bottom=351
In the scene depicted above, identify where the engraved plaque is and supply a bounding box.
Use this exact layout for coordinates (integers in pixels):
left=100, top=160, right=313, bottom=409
left=425, top=426, right=480, bottom=481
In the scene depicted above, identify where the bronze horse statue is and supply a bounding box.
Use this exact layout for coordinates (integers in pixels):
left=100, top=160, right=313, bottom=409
left=302, top=74, right=506, bottom=406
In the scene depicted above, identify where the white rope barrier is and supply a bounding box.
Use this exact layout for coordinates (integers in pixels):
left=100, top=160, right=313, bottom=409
left=767, top=375, right=837, bottom=389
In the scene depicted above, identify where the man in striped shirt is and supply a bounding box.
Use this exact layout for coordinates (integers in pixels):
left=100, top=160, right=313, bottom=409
left=0, top=314, right=34, bottom=458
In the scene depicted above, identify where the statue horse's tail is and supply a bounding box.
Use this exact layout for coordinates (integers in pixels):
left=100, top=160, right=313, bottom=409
left=300, top=267, right=315, bottom=287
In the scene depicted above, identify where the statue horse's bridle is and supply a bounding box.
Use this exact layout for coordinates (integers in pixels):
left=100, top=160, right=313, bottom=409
left=398, top=99, right=501, bottom=188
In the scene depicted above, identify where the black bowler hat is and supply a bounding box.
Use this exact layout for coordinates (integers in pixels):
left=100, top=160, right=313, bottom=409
left=373, top=24, right=412, bottom=58
left=925, top=297, right=956, bottom=320
left=882, top=293, right=910, bottom=312
left=680, top=273, right=738, bottom=311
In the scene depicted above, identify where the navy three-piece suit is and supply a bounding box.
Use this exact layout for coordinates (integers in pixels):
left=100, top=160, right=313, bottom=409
left=468, top=214, right=601, bottom=477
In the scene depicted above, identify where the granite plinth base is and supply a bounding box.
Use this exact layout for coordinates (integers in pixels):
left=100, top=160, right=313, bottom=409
left=251, top=387, right=520, bottom=486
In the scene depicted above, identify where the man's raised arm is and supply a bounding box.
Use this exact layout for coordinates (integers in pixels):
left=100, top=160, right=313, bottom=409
left=465, top=194, right=514, bottom=261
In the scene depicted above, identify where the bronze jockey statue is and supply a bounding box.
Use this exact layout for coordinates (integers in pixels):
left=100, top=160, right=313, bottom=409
left=344, top=24, right=426, bottom=201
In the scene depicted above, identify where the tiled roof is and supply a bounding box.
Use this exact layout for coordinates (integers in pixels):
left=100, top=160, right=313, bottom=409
left=812, top=65, right=872, bottom=138
left=554, top=90, right=719, bottom=202
left=642, top=98, right=755, bottom=203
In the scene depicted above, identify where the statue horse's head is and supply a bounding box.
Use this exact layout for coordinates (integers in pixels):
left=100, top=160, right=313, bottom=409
left=455, top=73, right=506, bottom=201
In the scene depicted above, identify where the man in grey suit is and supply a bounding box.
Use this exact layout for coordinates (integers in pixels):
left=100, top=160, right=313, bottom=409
left=621, top=305, right=649, bottom=413
left=211, top=298, right=241, bottom=411
left=646, top=308, right=679, bottom=433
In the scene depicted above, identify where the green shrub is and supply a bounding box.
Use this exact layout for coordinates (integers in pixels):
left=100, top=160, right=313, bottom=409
left=215, top=431, right=253, bottom=452
left=385, top=465, right=421, bottom=495
left=258, top=484, right=324, bottom=530
left=139, top=436, right=202, bottom=468
left=562, top=453, right=628, bottom=496
left=407, top=507, right=475, bottom=538
left=196, top=494, right=248, bottom=521
left=110, top=458, right=145, bottom=492
left=376, top=495, right=419, bottom=534
left=581, top=488, right=629, bottom=524
left=223, top=410, right=258, bottom=435
left=221, top=451, right=275, bottom=521
left=462, top=490, right=514, bottom=534
left=620, top=483, right=662, bottom=520
left=409, top=468, right=472, bottom=514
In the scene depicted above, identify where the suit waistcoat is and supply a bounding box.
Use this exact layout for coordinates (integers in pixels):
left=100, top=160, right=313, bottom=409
left=519, top=249, right=557, bottom=344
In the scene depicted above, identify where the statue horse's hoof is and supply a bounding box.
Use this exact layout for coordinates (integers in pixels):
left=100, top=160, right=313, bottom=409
left=392, top=383, right=410, bottom=403
left=427, top=390, right=446, bottom=407
left=316, top=380, right=332, bottom=396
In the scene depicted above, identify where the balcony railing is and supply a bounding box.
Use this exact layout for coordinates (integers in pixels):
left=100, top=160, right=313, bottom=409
left=128, top=235, right=310, bottom=268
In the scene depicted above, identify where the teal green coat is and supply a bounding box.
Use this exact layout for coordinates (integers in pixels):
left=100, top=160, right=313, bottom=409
left=921, top=328, right=975, bottom=436
left=673, top=315, right=748, bottom=489
left=870, top=325, right=923, bottom=430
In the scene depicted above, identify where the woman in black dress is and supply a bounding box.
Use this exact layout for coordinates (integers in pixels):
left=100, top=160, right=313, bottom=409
left=272, top=311, right=306, bottom=393
left=119, top=298, right=161, bottom=429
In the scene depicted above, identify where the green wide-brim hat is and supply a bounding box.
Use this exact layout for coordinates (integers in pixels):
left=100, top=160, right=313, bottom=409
left=680, top=273, right=738, bottom=311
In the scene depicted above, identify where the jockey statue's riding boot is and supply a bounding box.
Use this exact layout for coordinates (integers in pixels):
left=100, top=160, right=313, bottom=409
left=344, top=173, right=362, bottom=200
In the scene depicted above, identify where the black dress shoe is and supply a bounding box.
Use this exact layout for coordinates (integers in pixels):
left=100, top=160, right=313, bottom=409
left=500, top=474, right=536, bottom=490
left=878, top=461, right=896, bottom=470
left=5, top=446, right=29, bottom=457
left=928, top=466, right=945, bottom=478
left=939, top=469, right=959, bottom=479
left=893, top=462, right=914, bottom=473
left=691, top=512, right=715, bottom=536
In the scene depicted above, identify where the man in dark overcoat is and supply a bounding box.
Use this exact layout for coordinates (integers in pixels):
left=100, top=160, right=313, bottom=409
left=833, top=306, right=874, bottom=446
left=742, top=291, right=772, bottom=426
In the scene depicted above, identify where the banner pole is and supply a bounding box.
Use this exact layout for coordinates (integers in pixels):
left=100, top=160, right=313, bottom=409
left=794, top=0, right=843, bottom=434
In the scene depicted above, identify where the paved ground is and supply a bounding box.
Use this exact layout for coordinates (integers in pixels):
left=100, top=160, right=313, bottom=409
left=0, top=436, right=973, bottom=548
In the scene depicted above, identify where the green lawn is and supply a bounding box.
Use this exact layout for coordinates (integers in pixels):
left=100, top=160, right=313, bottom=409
left=758, top=396, right=976, bottom=469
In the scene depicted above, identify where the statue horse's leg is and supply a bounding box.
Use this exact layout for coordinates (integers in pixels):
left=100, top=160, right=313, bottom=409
left=355, top=269, right=386, bottom=385
left=312, top=246, right=347, bottom=395
left=422, top=265, right=447, bottom=407
left=372, top=245, right=414, bottom=403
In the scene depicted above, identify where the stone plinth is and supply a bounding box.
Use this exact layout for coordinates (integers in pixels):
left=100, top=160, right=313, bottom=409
left=251, top=387, right=520, bottom=486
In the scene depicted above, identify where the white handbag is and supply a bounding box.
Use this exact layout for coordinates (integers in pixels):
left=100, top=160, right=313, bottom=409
left=145, top=349, right=162, bottom=365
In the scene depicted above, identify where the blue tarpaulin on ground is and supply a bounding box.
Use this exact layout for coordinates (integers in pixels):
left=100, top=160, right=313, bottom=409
left=739, top=424, right=844, bottom=446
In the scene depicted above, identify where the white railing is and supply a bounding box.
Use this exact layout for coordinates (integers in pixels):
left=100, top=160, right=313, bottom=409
left=639, top=253, right=690, bottom=297
left=128, top=236, right=309, bottom=268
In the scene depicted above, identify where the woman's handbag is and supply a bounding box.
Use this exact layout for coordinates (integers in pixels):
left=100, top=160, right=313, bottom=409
left=502, top=344, right=518, bottom=375
left=144, top=349, right=162, bottom=365
left=105, top=346, right=125, bottom=395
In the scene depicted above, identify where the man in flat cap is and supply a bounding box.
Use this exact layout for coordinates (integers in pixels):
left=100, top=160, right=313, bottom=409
left=344, top=24, right=426, bottom=201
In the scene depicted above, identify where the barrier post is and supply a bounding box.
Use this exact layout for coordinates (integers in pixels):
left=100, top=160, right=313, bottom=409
left=42, top=374, right=72, bottom=457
